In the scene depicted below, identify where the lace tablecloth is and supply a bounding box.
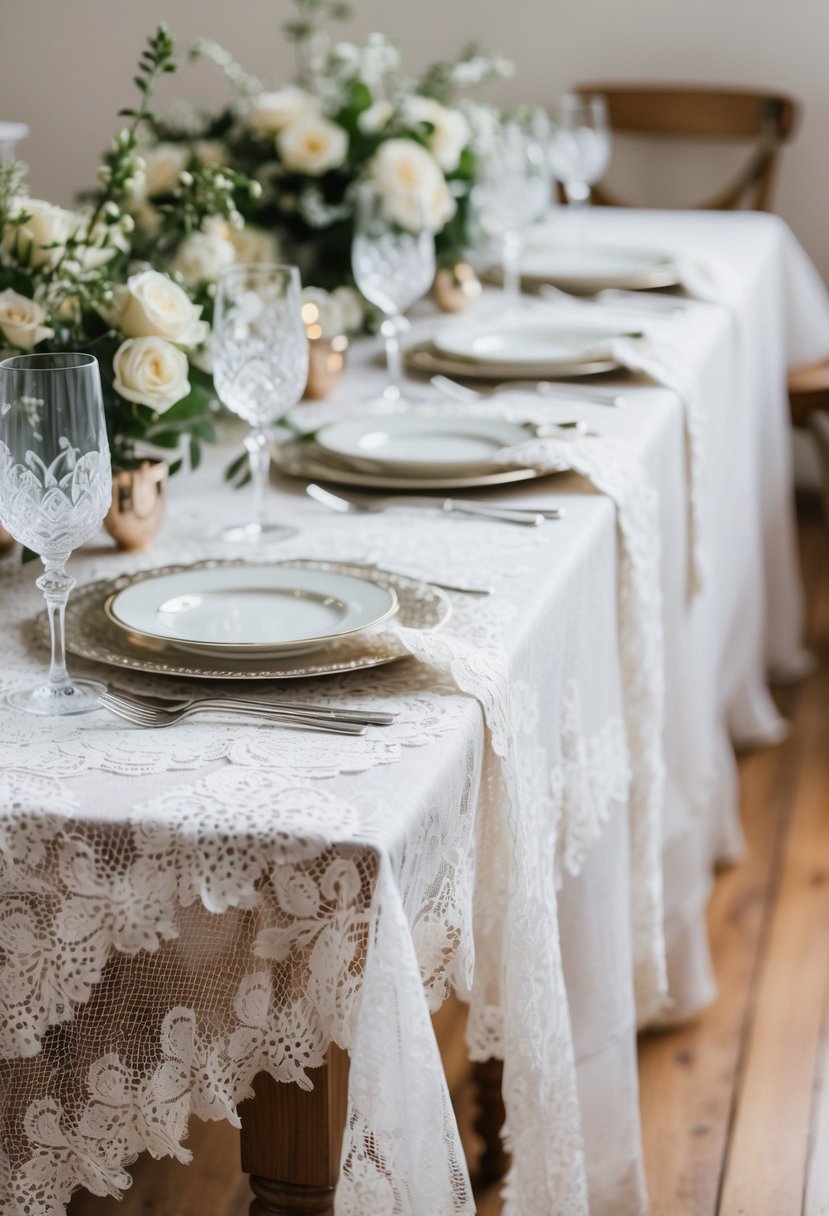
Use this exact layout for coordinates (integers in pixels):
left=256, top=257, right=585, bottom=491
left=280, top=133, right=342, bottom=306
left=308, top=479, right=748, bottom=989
left=2, top=208, right=828, bottom=1216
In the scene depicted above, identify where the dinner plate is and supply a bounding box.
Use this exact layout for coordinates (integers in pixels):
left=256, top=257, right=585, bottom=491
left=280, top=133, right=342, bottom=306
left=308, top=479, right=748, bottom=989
left=314, top=415, right=530, bottom=477
left=403, top=340, right=620, bottom=382
left=515, top=243, right=679, bottom=293
left=105, top=564, right=398, bottom=659
left=272, top=437, right=550, bottom=491
left=434, top=320, right=626, bottom=368
left=48, top=560, right=451, bottom=681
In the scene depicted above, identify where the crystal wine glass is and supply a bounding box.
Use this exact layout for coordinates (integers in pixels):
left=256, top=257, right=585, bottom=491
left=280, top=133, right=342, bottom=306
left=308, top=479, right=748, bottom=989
left=352, top=180, right=436, bottom=408
left=212, top=263, right=309, bottom=542
left=548, top=93, right=611, bottom=209
left=474, top=119, right=550, bottom=309
left=0, top=352, right=112, bottom=715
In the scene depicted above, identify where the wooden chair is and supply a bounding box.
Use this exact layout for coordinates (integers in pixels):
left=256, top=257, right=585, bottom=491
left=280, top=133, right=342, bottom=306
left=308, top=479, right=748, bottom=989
left=571, top=84, right=798, bottom=211
left=571, top=82, right=829, bottom=512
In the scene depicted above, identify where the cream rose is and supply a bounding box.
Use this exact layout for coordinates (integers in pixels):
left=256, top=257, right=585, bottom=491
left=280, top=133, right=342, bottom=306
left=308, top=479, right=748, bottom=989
left=170, top=230, right=235, bottom=287
left=0, top=289, right=53, bottom=349
left=142, top=142, right=190, bottom=199
left=407, top=98, right=470, bottom=172
left=277, top=115, right=348, bottom=176
left=248, top=88, right=318, bottom=136
left=120, top=270, right=208, bottom=349
left=229, top=224, right=281, bottom=265
left=113, top=336, right=190, bottom=413
left=370, top=139, right=456, bottom=232
left=3, top=198, right=78, bottom=269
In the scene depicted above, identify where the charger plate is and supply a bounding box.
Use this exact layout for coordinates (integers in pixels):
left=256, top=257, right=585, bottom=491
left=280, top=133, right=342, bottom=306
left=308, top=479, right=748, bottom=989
left=403, top=339, right=620, bottom=381
left=43, top=560, right=451, bottom=681
left=271, top=437, right=549, bottom=491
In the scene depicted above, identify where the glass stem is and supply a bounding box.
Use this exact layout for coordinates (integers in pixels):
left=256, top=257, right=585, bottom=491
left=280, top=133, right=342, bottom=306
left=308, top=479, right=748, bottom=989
left=37, top=562, right=75, bottom=691
left=565, top=182, right=590, bottom=246
left=502, top=230, right=522, bottom=306
left=244, top=428, right=271, bottom=531
left=380, top=315, right=404, bottom=399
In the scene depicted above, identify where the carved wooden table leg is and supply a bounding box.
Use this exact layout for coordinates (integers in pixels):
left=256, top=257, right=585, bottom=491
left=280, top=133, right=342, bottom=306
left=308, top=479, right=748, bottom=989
left=472, top=1057, right=509, bottom=1184
left=239, top=1046, right=349, bottom=1216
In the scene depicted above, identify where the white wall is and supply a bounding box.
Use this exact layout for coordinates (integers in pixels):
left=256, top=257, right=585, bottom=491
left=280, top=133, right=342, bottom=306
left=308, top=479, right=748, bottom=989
left=4, top=0, right=829, bottom=276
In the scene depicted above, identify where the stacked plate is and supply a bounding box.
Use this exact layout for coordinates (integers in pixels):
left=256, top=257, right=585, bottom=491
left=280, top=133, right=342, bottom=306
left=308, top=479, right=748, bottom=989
left=404, top=318, right=630, bottom=381
left=272, top=414, right=552, bottom=492
left=485, top=242, right=680, bottom=295
left=49, top=559, right=452, bottom=681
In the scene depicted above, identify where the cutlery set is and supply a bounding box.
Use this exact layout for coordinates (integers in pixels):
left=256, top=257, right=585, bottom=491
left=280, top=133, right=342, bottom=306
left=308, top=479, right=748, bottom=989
left=99, top=688, right=395, bottom=735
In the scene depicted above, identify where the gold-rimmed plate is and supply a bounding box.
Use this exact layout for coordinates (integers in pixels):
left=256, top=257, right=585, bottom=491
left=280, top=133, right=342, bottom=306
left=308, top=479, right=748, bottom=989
left=271, top=437, right=551, bottom=492
left=403, top=339, right=620, bottom=382
left=104, top=564, right=399, bottom=659
left=44, top=560, right=450, bottom=681
left=495, top=243, right=680, bottom=293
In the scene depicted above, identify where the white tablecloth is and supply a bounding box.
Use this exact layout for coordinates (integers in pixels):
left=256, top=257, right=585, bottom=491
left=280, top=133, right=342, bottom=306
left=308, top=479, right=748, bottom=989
left=1, top=208, right=827, bottom=1216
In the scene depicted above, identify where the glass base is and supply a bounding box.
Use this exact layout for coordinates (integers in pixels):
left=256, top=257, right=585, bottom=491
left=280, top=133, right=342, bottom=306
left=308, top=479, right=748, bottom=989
left=362, top=385, right=430, bottom=415
left=221, top=521, right=297, bottom=544
left=7, top=678, right=106, bottom=716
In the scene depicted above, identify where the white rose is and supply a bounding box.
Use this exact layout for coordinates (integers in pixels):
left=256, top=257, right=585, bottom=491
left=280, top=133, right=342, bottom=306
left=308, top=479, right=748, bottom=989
left=370, top=139, right=456, bottom=232
left=77, top=210, right=130, bottom=270
left=229, top=224, right=281, bottom=265
left=120, top=270, right=208, bottom=349
left=277, top=115, right=348, bottom=176
left=0, top=289, right=53, bottom=349
left=3, top=198, right=78, bottom=269
left=113, top=336, right=191, bottom=413
left=332, top=286, right=365, bottom=333
left=358, top=99, right=394, bottom=135
left=301, top=286, right=344, bottom=339
left=171, top=230, right=235, bottom=287
left=248, top=88, right=318, bottom=136
left=143, top=143, right=190, bottom=199
left=407, top=98, right=470, bottom=172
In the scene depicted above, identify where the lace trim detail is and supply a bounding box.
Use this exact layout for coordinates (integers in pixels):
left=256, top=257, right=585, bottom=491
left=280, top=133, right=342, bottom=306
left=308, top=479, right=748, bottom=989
left=556, top=680, right=630, bottom=880
left=489, top=432, right=668, bottom=1020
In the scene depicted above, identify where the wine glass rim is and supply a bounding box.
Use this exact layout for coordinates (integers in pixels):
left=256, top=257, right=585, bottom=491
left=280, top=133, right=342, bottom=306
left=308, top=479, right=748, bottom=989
left=0, top=351, right=99, bottom=373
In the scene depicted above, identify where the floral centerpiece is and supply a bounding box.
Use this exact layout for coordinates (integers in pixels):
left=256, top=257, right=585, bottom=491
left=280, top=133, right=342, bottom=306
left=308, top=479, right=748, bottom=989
left=0, top=27, right=255, bottom=476
left=139, top=0, right=512, bottom=315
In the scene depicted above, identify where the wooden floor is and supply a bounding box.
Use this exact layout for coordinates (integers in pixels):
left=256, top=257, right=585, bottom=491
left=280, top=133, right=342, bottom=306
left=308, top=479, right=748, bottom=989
left=70, top=506, right=829, bottom=1216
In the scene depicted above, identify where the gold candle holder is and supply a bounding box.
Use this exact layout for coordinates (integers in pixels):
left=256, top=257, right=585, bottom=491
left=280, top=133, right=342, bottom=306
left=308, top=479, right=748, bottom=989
left=304, top=334, right=348, bottom=400
left=433, top=262, right=482, bottom=313
left=103, top=460, right=168, bottom=552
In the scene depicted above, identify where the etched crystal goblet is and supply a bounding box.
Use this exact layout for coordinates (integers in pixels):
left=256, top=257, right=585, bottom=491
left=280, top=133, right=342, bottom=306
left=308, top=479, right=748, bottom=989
left=0, top=352, right=112, bottom=714
left=212, top=263, right=309, bottom=542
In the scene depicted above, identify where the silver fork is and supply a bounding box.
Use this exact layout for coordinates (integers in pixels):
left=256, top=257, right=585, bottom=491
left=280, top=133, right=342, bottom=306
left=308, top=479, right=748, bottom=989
left=306, top=483, right=549, bottom=526
left=430, top=374, right=626, bottom=408
left=98, top=690, right=367, bottom=735
left=103, top=686, right=397, bottom=725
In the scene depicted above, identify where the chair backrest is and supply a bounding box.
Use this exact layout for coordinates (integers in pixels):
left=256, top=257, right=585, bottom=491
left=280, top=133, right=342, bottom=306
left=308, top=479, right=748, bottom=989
left=571, top=84, right=799, bottom=211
